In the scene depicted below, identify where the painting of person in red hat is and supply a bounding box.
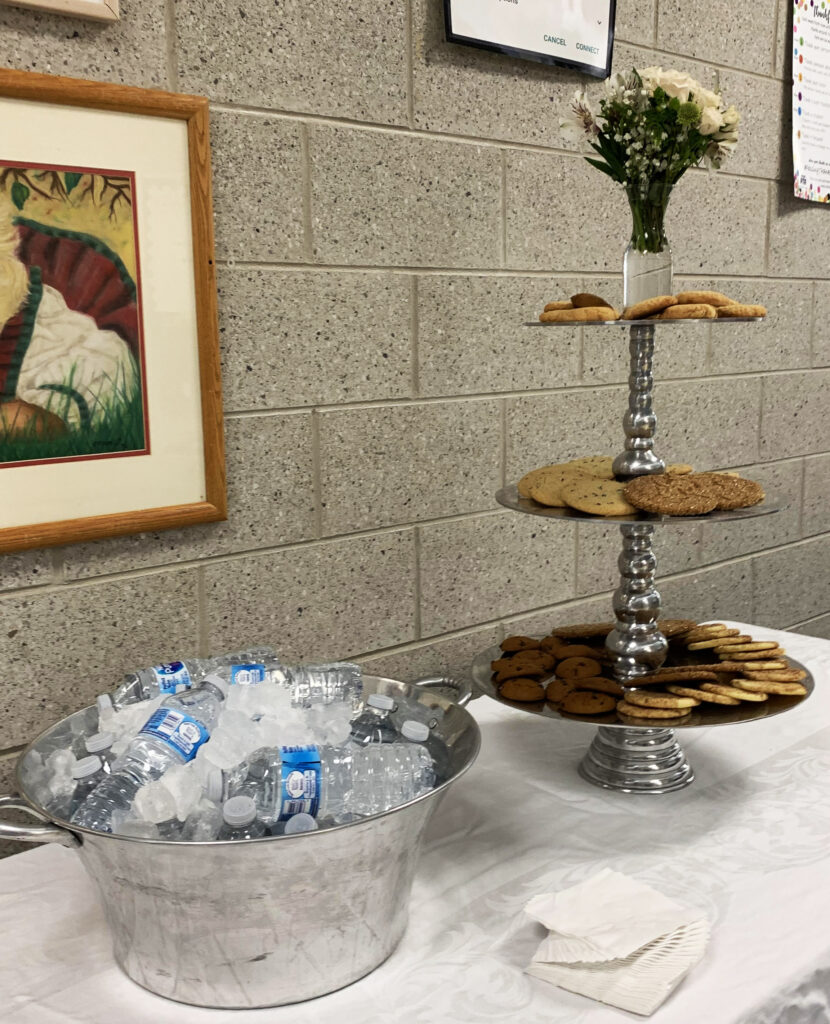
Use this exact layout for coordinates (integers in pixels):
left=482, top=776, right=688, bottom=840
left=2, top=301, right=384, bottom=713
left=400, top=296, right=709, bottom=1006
left=0, top=162, right=147, bottom=466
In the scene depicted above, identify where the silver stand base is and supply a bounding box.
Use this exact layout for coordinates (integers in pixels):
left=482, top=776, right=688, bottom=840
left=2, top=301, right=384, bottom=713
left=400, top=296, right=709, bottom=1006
left=578, top=726, right=694, bottom=793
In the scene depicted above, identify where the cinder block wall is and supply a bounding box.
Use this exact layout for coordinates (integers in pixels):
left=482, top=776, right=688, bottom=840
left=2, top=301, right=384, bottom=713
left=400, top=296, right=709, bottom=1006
left=1, top=0, right=828, bottom=835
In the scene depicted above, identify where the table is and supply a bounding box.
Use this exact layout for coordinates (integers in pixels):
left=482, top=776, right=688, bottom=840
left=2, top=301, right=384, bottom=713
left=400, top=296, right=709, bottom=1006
left=1, top=621, right=828, bottom=1023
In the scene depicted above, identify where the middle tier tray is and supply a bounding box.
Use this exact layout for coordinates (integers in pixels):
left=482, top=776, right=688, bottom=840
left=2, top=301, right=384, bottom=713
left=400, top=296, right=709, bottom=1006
left=496, top=485, right=786, bottom=526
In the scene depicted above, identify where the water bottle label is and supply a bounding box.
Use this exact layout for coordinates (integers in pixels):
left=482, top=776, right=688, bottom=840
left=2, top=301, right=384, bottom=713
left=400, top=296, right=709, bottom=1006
left=278, top=745, right=320, bottom=819
left=151, top=662, right=192, bottom=694
left=140, top=709, right=209, bottom=761
left=229, top=662, right=267, bottom=685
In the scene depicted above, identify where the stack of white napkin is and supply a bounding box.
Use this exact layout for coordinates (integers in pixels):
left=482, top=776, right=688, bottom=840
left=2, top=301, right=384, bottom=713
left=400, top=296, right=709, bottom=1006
left=525, top=869, right=709, bottom=1016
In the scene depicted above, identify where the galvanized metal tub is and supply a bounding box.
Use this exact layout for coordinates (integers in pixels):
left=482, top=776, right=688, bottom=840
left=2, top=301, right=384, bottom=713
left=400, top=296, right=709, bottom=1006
left=0, top=675, right=480, bottom=1009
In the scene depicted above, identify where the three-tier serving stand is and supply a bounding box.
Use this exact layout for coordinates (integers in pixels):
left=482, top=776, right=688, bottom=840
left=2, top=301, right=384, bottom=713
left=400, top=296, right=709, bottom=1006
left=470, top=315, right=813, bottom=794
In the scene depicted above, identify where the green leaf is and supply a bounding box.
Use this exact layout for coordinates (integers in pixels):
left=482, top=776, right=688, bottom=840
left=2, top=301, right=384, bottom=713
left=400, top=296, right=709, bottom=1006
left=584, top=157, right=621, bottom=181
left=10, top=181, right=29, bottom=210
left=64, top=172, right=83, bottom=194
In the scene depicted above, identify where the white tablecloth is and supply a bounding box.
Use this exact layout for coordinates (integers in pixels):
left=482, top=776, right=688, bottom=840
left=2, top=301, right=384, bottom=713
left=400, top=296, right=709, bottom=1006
left=1, top=622, right=828, bottom=1023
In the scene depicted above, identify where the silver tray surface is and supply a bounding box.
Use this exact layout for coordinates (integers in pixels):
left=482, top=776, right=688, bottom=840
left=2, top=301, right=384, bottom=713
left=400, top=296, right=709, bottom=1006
left=497, top=485, right=786, bottom=526
left=525, top=317, right=763, bottom=327
left=471, top=643, right=813, bottom=730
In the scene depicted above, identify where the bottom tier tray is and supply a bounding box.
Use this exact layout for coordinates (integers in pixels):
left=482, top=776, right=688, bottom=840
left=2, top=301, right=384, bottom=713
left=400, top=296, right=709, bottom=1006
left=470, top=644, right=813, bottom=794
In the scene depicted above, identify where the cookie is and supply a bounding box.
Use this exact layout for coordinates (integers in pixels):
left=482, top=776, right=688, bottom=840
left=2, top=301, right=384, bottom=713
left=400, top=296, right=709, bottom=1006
left=574, top=676, right=623, bottom=697
left=657, top=618, right=698, bottom=637
left=529, top=466, right=588, bottom=507
left=682, top=623, right=730, bottom=639
left=540, top=306, right=619, bottom=323
left=694, top=473, right=765, bottom=511
left=554, top=643, right=603, bottom=659
left=519, top=463, right=584, bottom=499
left=675, top=290, right=733, bottom=307
left=666, top=685, right=740, bottom=705
left=624, top=474, right=717, bottom=516
left=701, top=682, right=768, bottom=702
left=543, top=301, right=574, bottom=311
left=549, top=622, right=614, bottom=639
left=622, top=295, right=677, bottom=320
left=562, top=691, right=616, bottom=715
left=731, top=679, right=807, bottom=696
left=499, top=678, right=546, bottom=702
left=731, top=660, right=789, bottom=671
left=556, top=657, right=602, bottom=680
left=623, top=690, right=700, bottom=709
left=562, top=477, right=637, bottom=516
left=626, top=668, right=719, bottom=685
left=724, top=648, right=786, bottom=660
left=617, top=701, right=692, bottom=719
left=660, top=303, right=717, bottom=320
left=501, top=635, right=541, bottom=653
left=545, top=678, right=578, bottom=703
left=714, top=641, right=779, bottom=654
left=494, top=661, right=545, bottom=683
left=666, top=463, right=694, bottom=475
left=540, top=635, right=570, bottom=656
left=742, top=669, right=807, bottom=682
left=716, top=303, right=767, bottom=318
left=570, top=292, right=612, bottom=308
left=686, top=631, right=744, bottom=649
left=565, top=456, right=615, bottom=480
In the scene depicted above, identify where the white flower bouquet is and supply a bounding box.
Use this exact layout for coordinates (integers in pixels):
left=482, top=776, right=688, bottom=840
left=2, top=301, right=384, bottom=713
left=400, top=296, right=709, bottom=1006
left=561, top=67, right=740, bottom=258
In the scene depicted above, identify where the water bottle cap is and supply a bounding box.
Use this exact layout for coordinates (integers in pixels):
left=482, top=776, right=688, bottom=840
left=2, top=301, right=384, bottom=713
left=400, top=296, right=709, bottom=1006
left=205, top=768, right=224, bottom=803
left=367, top=693, right=395, bottom=711
left=284, top=812, right=319, bottom=835
left=204, top=673, right=230, bottom=698
left=85, top=732, right=115, bottom=754
left=401, top=720, right=430, bottom=742
left=72, top=755, right=103, bottom=780
left=96, top=694, right=113, bottom=714
left=222, top=795, right=257, bottom=827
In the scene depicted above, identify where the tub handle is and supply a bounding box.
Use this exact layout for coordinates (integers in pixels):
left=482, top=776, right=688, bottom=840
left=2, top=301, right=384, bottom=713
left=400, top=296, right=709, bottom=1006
left=0, top=794, right=79, bottom=848
left=411, top=675, right=473, bottom=707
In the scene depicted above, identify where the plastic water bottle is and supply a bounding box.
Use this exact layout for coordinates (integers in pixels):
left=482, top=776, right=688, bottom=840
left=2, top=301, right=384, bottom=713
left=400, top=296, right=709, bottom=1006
left=71, top=675, right=229, bottom=833
left=288, top=662, right=362, bottom=707
left=391, top=692, right=444, bottom=732
left=85, top=732, right=116, bottom=770
left=96, top=694, right=117, bottom=732
left=58, top=755, right=104, bottom=819
left=350, top=693, right=398, bottom=745
left=111, top=647, right=276, bottom=707
left=217, top=795, right=266, bottom=840
left=400, top=719, right=449, bottom=785
left=205, top=763, right=249, bottom=804
left=284, top=812, right=318, bottom=834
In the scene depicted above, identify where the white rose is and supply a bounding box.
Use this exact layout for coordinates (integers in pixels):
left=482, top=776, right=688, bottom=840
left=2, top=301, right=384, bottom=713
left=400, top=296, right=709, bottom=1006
left=655, top=69, right=701, bottom=100
left=694, top=86, right=721, bottom=111
left=699, top=105, right=724, bottom=135
left=637, top=66, right=664, bottom=91
left=720, top=104, right=741, bottom=128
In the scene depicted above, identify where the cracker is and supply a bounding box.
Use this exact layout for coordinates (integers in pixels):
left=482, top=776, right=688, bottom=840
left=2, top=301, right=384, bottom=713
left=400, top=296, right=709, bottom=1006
left=657, top=618, right=698, bottom=636
left=623, top=690, right=700, bottom=709
left=562, top=477, right=637, bottom=516
left=731, top=660, right=789, bottom=671
left=741, top=669, right=807, bottom=682
left=543, top=301, right=574, bottom=312
left=660, top=303, right=717, bottom=320
left=565, top=456, right=616, bottom=480
left=562, top=691, right=617, bottom=714
left=699, top=633, right=752, bottom=648
left=675, top=290, right=733, bottom=307
left=624, top=668, right=719, bottom=685
left=540, top=306, right=619, bottom=323
left=731, top=679, right=807, bottom=696
left=716, top=303, right=767, bottom=318
left=701, top=682, right=767, bottom=702
left=500, top=635, right=541, bottom=652
left=622, top=295, right=677, bottom=320
left=666, top=684, right=740, bottom=705
left=686, top=631, right=743, bottom=649
left=556, top=657, right=601, bottom=680
left=666, top=463, right=694, bottom=475
left=570, top=292, right=612, bottom=308
left=624, top=474, right=717, bottom=516
left=694, top=473, right=765, bottom=511
left=616, top=700, right=692, bottom=719
left=545, top=678, right=578, bottom=703
left=724, top=648, right=786, bottom=660
left=499, top=678, right=546, bottom=702
left=715, top=641, right=779, bottom=654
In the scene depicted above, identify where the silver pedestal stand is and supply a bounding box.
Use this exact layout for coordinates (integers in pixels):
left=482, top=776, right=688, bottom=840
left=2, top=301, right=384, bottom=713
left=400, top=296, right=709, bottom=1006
left=503, top=316, right=774, bottom=793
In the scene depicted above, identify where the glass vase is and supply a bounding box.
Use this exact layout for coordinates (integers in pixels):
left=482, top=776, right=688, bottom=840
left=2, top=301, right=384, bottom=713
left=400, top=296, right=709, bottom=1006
left=623, top=186, right=673, bottom=307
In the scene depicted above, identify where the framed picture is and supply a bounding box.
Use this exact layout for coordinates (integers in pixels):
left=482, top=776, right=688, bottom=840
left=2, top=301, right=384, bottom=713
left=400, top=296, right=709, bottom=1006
left=0, top=68, right=226, bottom=553
left=0, top=0, right=118, bottom=20
left=444, top=0, right=616, bottom=79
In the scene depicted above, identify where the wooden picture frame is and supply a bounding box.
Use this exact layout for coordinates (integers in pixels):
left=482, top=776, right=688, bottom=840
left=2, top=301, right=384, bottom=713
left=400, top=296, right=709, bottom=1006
left=0, top=0, right=119, bottom=21
left=0, top=68, right=226, bottom=553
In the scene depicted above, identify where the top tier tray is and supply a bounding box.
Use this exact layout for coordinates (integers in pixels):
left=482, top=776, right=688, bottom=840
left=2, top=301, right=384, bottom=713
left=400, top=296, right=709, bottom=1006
left=525, top=317, right=764, bottom=327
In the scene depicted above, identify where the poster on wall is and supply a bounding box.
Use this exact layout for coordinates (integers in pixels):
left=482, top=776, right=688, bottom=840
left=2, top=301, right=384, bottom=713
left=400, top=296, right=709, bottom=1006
left=444, top=0, right=616, bottom=79
left=792, top=0, right=830, bottom=203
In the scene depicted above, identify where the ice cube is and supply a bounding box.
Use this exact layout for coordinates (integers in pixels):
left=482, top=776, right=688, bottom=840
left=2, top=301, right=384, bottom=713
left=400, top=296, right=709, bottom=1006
left=134, top=780, right=177, bottom=824
left=164, top=764, right=203, bottom=821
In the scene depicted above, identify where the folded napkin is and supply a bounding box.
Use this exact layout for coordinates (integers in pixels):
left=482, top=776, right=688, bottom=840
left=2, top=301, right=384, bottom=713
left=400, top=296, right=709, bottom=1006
left=525, top=869, right=709, bottom=1016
